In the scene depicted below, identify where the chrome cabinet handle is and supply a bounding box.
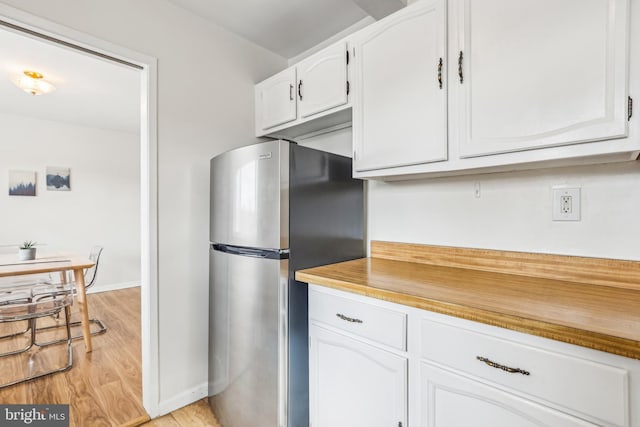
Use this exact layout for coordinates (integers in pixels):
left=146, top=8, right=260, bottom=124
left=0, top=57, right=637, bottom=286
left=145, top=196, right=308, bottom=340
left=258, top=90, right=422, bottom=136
left=476, top=356, right=530, bottom=376
left=289, top=84, right=294, bottom=101
left=458, top=51, right=464, bottom=84
left=437, top=57, right=443, bottom=89
left=336, top=313, right=363, bottom=323
left=298, top=80, right=303, bottom=100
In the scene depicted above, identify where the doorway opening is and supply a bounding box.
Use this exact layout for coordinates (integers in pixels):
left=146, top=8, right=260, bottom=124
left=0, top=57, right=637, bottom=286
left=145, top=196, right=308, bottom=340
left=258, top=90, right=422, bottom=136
left=0, top=5, right=159, bottom=420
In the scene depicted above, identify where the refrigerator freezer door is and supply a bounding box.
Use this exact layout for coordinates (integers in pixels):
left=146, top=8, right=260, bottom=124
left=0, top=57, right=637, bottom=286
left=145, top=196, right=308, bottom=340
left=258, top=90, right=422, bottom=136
left=210, top=140, right=290, bottom=249
left=209, top=248, right=288, bottom=427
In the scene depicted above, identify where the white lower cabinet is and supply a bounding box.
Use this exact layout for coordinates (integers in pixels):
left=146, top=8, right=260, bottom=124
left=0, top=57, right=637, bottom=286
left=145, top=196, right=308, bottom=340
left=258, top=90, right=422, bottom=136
left=308, top=286, right=408, bottom=427
left=308, top=284, right=640, bottom=427
left=309, top=326, right=407, bottom=427
left=420, top=362, right=598, bottom=427
left=419, top=318, right=628, bottom=426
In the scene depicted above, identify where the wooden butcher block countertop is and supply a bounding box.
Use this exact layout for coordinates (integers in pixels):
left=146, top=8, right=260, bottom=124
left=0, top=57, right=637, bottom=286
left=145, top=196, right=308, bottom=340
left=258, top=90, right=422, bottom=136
left=295, top=241, right=640, bottom=360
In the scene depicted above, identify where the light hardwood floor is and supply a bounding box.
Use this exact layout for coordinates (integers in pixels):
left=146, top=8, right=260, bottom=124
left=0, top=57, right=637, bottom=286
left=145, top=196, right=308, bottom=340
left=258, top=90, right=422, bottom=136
left=0, top=286, right=223, bottom=427
left=0, top=287, right=149, bottom=426
left=140, top=399, right=221, bottom=427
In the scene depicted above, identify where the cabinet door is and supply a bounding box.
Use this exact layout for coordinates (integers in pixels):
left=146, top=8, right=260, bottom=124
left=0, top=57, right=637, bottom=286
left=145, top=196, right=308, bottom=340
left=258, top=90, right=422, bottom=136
left=309, top=325, right=407, bottom=427
left=256, top=67, right=297, bottom=130
left=353, top=0, right=448, bottom=172
left=297, top=42, right=349, bottom=119
left=421, top=362, right=599, bottom=427
left=455, top=0, right=630, bottom=158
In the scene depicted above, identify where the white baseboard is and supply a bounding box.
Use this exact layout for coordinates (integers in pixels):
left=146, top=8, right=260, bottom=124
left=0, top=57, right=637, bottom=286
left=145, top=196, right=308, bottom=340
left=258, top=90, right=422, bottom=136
left=157, top=382, right=208, bottom=416
left=87, top=281, right=140, bottom=294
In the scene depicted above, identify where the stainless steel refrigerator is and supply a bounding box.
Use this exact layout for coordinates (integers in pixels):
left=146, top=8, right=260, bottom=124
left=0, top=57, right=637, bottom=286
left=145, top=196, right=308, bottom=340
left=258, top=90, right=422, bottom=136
left=208, top=139, right=364, bottom=427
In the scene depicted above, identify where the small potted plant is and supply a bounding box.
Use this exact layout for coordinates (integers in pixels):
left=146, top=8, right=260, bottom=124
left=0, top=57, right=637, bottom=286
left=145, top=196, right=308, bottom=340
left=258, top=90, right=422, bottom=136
left=19, top=240, right=37, bottom=261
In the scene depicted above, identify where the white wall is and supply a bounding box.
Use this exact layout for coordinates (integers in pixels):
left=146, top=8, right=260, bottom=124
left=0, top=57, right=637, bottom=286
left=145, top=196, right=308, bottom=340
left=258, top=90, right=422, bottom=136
left=0, top=0, right=287, bottom=411
left=0, top=112, right=141, bottom=288
left=287, top=17, right=375, bottom=65
left=301, top=129, right=640, bottom=262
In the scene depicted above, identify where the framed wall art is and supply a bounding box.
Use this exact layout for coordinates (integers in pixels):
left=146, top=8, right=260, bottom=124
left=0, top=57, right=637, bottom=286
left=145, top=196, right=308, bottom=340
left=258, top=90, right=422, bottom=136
left=8, top=170, right=36, bottom=196
left=46, top=167, right=71, bottom=191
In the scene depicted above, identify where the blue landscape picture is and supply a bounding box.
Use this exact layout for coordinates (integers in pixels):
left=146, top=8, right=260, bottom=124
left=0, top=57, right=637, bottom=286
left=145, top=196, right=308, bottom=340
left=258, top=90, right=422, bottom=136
left=46, top=167, right=71, bottom=191
left=9, top=170, right=36, bottom=196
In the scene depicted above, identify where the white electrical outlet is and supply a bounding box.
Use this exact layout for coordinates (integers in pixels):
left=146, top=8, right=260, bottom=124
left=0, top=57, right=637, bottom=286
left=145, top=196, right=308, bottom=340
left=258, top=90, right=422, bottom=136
left=552, top=186, right=581, bottom=221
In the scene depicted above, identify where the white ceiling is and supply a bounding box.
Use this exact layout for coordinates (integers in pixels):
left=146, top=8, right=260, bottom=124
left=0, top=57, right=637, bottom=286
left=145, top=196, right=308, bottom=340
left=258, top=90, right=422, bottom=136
left=167, top=0, right=405, bottom=58
left=0, top=26, right=141, bottom=133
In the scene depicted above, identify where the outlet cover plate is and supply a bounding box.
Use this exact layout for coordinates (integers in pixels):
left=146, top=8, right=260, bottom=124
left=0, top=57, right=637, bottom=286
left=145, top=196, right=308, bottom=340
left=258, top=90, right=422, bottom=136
left=552, top=186, right=581, bottom=221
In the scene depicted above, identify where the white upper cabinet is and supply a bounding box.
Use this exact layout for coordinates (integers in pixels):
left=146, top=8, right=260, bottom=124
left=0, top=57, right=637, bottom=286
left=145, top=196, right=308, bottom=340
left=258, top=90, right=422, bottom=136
left=298, top=42, right=349, bottom=119
left=255, top=67, right=297, bottom=131
left=454, top=0, right=630, bottom=158
left=349, top=0, right=636, bottom=179
left=353, top=0, right=448, bottom=173
left=255, top=41, right=350, bottom=137
left=255, top=0, right=637, bottom=178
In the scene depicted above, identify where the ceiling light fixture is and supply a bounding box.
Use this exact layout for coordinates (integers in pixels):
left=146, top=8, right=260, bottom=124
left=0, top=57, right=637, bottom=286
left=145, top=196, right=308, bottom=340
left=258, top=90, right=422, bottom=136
left=12, top=70, right=56, bottom=96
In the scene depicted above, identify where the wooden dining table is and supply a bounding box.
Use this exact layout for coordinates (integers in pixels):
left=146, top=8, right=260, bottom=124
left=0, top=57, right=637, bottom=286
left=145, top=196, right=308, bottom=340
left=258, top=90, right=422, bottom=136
left=0, top=254, right=96, bottom=352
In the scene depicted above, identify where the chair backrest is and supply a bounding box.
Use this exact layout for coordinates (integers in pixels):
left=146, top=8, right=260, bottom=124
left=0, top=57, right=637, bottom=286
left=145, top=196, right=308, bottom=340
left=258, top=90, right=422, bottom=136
left=84, top=246, right=104, bottom=289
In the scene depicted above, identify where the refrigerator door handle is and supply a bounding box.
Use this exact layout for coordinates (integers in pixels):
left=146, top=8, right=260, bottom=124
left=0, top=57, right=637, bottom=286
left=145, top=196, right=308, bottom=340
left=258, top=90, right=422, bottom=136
left=278, top=261, right=289, bottom=427
left=236, top=250, right=267, bottom=258
left=211, top=243, right=290, bottom=259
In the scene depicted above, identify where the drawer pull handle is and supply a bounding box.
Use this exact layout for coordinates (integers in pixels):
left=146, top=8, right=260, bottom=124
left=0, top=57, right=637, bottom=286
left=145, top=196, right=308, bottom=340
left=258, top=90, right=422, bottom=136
left=336, top=313, right=363, bottom=324
left=476, top=356, right=530, bottom=376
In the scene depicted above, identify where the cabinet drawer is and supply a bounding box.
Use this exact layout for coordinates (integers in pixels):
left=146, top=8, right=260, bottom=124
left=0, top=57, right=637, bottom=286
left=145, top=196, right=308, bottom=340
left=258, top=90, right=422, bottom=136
left=420, top=319, right=629, bottom=426
left=309, top=287, right=407, bottom=351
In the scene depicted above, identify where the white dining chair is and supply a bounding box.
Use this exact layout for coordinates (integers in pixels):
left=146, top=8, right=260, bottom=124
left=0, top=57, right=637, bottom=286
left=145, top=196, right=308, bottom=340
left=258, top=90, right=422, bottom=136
left=35, top=245, right=107, bottom=341
left=0, top=281, right=74, bottom=388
